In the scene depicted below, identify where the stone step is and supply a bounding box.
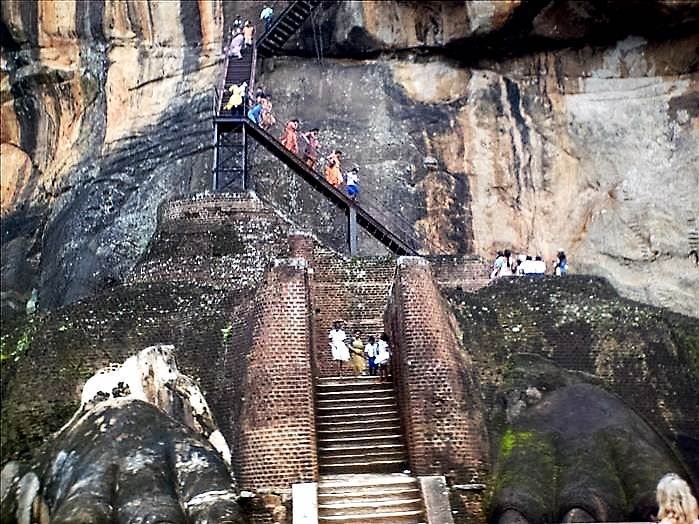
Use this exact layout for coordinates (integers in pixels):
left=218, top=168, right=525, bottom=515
left=317, top=377, right=386, bottom=387
left=319, top=451, right=406, bottom=466
left=320, top=459, right=408, bottom=475
left=318, top=487, right=421, bottom=500
left=317, top=417, right=401, bottom=430
left=317, top=403, right=397, bottom=416
left=316, top=388, right=394, bottom=397
left=318, top=497, right=422, bottom=514
left=316, top=396, right=396, bottom=408
left=319, top=443, right=405, bottom=454
left=317, top=425, right=401, bottom=437
left=316, top=410, right=398, bottom=422
left=318, top=434, right=403, bottom=445
left=319, top=474, right=417, bottom=489
left=318, top=509, right=423, bottom=522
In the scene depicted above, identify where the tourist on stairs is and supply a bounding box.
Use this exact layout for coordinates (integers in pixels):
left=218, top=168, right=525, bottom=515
left=375, top=333, right=391, bottom=381
left=324, top=150, right=343, bottom=188
left=346, top=165, right=359, bottom=201
left=243, top=20, right=255, bottom=48
left=247, top=100, right=263, bottom=124
left=280, top=120, right=300, bottom=155
left=260, top=97, right=276, bottom=130
left=230, top=30, right=244, bottom=60
left=350, top=332, right=365, bottom=375
left=260, top=5, right=274, bottom=33
left=329, top=322, right=350, bottom=375
left=364, top=335, right=378, bottom=376
left=301, top=128, right=320, bottom=170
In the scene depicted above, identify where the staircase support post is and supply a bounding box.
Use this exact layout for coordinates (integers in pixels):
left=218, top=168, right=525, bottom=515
left=348, top=205, right=358, bottom=256
left=242, top=123, right=249, bottom=190
left=213, top=123, right=219, bottom=192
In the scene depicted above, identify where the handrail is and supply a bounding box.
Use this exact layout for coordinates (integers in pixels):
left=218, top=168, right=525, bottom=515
left=216, top=34, right=233, bottom=115
left=242, top=119, right=419, bottom=255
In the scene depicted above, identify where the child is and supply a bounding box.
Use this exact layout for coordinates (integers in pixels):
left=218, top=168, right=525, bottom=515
left=346, top=165, right=359, bottom=200
left=365, top=335, right=378, bottom=376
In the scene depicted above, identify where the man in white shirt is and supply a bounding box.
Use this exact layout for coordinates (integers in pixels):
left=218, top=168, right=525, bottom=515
left=532, top=256, right=546, bottom=277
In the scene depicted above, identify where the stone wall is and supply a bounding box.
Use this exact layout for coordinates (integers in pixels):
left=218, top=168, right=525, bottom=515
left=429, top=255, right=491, bottom=292
left=128, top=192, right=292, bottom=289
left=386, top=257, right=490, bottom=522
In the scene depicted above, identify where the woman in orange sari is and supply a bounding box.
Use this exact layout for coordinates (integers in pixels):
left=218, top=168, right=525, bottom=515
left=324, top=150, right=343, bottom=188
left=280, top=119, right=299, bottom=155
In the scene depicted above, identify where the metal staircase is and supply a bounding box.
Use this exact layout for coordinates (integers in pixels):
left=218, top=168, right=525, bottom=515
left=212, top=1, right=422, bottom=255
left=258, top=0, right=323, bottom=56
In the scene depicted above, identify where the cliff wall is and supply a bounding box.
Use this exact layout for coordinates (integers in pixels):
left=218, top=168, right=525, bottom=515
left=2, top=0, right=698, bottom=317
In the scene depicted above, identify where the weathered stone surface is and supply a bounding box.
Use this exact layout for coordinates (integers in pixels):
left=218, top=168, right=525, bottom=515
left=1, top=399, right=244, bottom=524
left=2, top=0, right=698, bottom=317
left=446, top=275, right=699, bottom=518
left=258, top=32, right=699, bottom=316
left=489, top=382, right=685, bottom=523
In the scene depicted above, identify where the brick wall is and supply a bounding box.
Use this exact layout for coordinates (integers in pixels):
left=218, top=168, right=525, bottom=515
left=428, top=255, right=490, bottom=292
left=386, top=256, right=489, bottom=520
left=235, top=259, right=318, bottom=491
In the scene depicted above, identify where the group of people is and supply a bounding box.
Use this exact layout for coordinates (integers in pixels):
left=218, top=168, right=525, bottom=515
left=225, top=19, right=255, bottom=60
left=247, top=86, right=276, bottom=130
left=491, top=249, right=568, bottom=279
left=277, top=122, right=361, bottom=199
left=223, top=8, right=361, bottom=201
left=329, top=322, right=391, bottom=380
left=224, top=4, right=274, bottom=60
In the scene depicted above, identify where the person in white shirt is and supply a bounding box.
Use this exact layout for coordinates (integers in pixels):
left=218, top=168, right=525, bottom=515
left=260, top=5, right=274, bottom=32
left=329, top=321, right=350, bottom=374
left=532, top=255, right=546, bottom=277
left=346, top=166, right=359, bottom=200
left=364, top=335, right=378, bottom=376
left=520, top=256, right=536, bottom=275
left=375, top=333, right=391, bottom=381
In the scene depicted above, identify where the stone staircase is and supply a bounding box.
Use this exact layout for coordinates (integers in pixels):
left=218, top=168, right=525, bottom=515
left=315, top=376, right=425, bottom=523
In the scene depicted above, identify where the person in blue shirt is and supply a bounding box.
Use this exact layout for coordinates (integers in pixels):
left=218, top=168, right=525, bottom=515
left=247, top=102, right=263, bottom=124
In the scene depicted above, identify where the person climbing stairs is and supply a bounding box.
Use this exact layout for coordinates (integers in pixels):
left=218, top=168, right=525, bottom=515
left=315, top=376, right=425, bottom=523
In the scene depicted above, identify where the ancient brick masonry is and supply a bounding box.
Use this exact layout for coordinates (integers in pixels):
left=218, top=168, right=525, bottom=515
left=428, top=255, right=490, bottom=292
left=386, top=257, right=490, bottom=485
left=235, top=259, right=318, bottom=491
left=128, top=193, right=292, bottom=290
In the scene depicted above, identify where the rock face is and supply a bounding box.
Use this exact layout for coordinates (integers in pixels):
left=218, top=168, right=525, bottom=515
left=445, top=275, right=699, bottom=522
left=2, top=0, right=698, bottom=316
